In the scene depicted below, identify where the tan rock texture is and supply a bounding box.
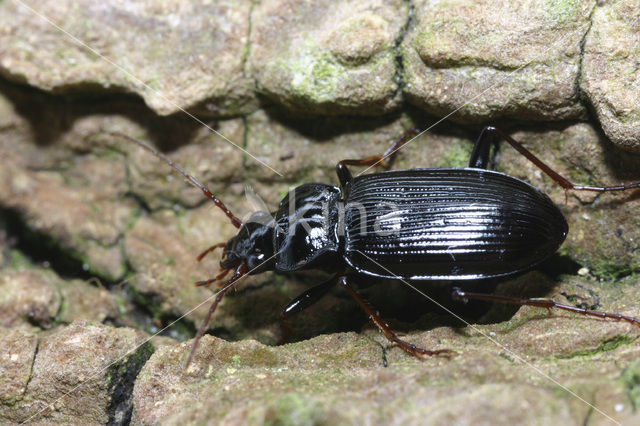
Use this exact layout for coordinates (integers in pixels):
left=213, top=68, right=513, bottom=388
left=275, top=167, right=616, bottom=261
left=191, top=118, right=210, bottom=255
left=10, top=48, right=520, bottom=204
left=580, top=0, right=640, bottom=152
left=0, top=1, right=640, bottom=424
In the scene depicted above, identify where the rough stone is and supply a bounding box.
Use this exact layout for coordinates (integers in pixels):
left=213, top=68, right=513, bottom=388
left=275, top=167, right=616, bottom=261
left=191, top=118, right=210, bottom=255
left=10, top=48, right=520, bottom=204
left=249, top=0, right=408, bottom=115
left=0, top=329, right=38, bottom=407
left=0, top=269, right=60, bottom=329
left=1, top=321, right=153, bottom=424
left=56, top=277, right=120, bottom=325
left=0, top=77, right=244, bottom=281
left=132, top=275, right=640, bottom=425
left=402, top=0, right=594, bottom=122
left=580, top=0, right=640, bottom=152
left=0, top=0, right=256, bottom=116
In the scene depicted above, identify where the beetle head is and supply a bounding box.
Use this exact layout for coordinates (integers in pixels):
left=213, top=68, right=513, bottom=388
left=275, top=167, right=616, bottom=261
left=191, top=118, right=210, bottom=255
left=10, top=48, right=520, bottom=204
left=221, top=212, right=275, bottom=273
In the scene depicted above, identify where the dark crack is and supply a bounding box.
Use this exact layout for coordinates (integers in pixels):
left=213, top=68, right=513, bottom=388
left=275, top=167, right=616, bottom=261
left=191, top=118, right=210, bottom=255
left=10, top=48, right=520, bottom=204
left=23, top=338, right=40, bottom=404
left=555, top=335, right=638, bottom=360
left=106, top=341, right=154, bottom=426
left=574, top=2, right=597, bottom=108
left=391, top=0, right=415, bottom=102
left=242, top=0, right=257, bottom=82
left=0, top=207, right=94, bottom=282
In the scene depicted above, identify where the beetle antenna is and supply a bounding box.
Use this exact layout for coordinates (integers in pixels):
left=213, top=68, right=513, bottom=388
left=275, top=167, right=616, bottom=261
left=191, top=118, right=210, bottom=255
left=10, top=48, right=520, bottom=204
left=186, top=263, right=247, bottom=368
left=107, top=131, right=242, bottom=229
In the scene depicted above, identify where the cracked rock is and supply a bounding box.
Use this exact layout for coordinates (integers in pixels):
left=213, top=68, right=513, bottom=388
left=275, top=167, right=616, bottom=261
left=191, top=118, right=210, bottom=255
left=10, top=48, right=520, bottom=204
left=0, top=329, right=38, bottom=407
left=0, top=0, right=256, bottom=116
left=249, top=0, right=408, bottom=115
left=132, top=273, right=640, bottom=425
left=0, top=321, right=153, bottom=424
left=0, top=266, right=119, bottom=330
left=402, top=0, right=594, bottom=122
left=580, top=0, right=640, bottom=152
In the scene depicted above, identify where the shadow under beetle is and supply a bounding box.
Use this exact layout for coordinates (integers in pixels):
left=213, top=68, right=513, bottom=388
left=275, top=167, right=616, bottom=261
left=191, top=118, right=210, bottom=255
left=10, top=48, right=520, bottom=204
left=112, top=127, right=640, bottom=367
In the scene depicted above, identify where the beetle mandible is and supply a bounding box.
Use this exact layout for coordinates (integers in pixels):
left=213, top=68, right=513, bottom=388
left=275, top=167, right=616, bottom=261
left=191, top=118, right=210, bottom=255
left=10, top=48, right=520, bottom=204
left=112, top=127, right=640, bottom=367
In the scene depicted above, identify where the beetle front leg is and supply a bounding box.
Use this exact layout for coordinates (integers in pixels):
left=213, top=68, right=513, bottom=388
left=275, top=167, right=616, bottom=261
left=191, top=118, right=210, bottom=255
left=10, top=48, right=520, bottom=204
left=278, top=277, right=337, bottom=344
left=339, top=276, right=453, bottom=358
left=452, top=288, right=640, bottom=326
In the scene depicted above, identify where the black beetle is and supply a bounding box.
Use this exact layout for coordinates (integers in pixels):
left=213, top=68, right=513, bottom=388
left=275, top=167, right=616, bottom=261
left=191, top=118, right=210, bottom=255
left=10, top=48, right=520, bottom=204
left=112, top=127, right=640, bottom=366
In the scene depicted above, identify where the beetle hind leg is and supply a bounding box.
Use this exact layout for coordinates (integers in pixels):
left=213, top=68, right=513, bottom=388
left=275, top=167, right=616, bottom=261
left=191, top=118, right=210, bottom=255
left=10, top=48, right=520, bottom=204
left=338, top=127, right=419, bottom=169
left=452, top=288, right=640, bottom=326
left=339, top=276, right=454, bottom=358
left=473, top=126, right=640, bottom=194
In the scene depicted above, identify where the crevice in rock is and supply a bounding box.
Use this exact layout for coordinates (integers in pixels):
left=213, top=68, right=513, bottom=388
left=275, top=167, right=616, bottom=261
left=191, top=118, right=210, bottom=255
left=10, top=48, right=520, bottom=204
left=106, top=341, right=154, bottom=426
left=555, top=334, right=638, bottom=360
left=392, top=0, right=415, bottom=103
left=0, top=207, right=95, bottom=282
left=380, top=343, right=389, bottom=368
left=23, top=337, right=40, bottom=402
left=574, top=2, right=597, bottom=111
left=581, top=392, right=596, bottom=426
left=242, top=0, right=257, bottom=84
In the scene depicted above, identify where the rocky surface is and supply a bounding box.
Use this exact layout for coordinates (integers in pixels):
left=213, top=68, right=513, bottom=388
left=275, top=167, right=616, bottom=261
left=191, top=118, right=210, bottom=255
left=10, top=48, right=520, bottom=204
left=1, top=0, right=640, bottom=424
left=0, top=1, right=638, bottom=150
left=248, top=0, right=408, bottom=115
left=132, top=274, right=640, bottom=424
left=0, top=322, right=152, bottom=424
left=580, top=0, right=640, bottom=152
left=402, top=0, right=593, bottom=123
left=0, top=0, right=256, bottom=116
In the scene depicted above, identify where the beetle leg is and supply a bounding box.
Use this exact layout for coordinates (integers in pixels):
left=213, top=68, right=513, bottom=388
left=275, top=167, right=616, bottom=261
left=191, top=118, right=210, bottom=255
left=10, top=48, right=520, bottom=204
left=339, top=276, right=453, bottom=358
left=476, top=127, right=640, bottom=194
left=186, top=263, right=247, bottom=368
left=336, top=128, right=419, bottom=197
left=278, top=276, right=337, bottom=345
left=468, top=126, right=498, bottom=169
left=194, top=268, right=230, bottom=287
left=338, top=127, right=419, bottom=169
left=196, top=242, right=226, bottom=262
left=452, top=288, right=640, bottom=326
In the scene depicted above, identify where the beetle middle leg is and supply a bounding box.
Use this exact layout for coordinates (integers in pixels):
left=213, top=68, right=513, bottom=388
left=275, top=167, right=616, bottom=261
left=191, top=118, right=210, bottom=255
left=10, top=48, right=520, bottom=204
left=336, top=127, right=419, bottom=197
left=339, top=276, right=453, bottom=358
left=452, top=288, right=640, bottom=326
left=339, top=127, right=419, bottom=169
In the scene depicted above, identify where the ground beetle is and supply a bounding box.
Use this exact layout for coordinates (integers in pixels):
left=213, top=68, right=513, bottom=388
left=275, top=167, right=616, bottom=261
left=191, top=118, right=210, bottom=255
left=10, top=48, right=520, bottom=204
left=112, top=127, right=640, bottom=366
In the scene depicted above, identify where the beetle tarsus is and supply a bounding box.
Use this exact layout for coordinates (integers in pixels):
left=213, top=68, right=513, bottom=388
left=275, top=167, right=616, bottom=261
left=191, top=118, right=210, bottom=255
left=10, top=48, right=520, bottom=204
left=194, top=268, right=230, bottom=287
left=338, top=127, right=419, bottom=170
